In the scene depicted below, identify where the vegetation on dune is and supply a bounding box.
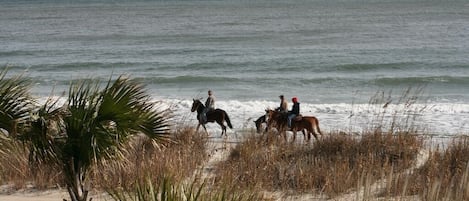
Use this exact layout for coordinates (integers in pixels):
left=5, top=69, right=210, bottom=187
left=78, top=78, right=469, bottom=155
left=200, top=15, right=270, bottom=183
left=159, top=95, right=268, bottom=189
left=389, top=137, right=469, bottom=200
left=213, top=130, right=423, bottom=197
left=0, top=68, right=172, bottom=201
left=95, top=128, right=209, bottom=191
left=108, top=177, right=262, bottom=201
left=211, top=87, right=428, bottom=198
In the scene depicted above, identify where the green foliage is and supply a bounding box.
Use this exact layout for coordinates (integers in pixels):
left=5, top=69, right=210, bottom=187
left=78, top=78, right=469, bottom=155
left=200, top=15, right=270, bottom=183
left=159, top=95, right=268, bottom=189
left=0, top=69, right=172, bottom=201
left=108, top=177, right=261, bottom=201
left=0, top=68, right=33, bottom=137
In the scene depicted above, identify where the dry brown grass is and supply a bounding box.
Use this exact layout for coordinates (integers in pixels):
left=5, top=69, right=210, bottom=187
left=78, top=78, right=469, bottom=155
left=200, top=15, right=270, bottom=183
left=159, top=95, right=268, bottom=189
left=91, top=127, right=209, bottom=191
left=211, top=88, right=433, bottom=199
left=213, top=129, right=423, bottom=198
left=389, top=137, right=469, bottom=200
left=0, top=137, right=62, bottom=191
left=0, top=127, right=209, bottom=193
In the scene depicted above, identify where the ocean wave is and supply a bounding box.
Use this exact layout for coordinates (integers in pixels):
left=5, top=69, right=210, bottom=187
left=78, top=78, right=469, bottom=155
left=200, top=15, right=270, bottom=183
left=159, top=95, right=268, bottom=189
left=150, top=76, right=239, bottom=84
left=28, top=62, right=150, bottom=71
left=372, top=76, right=469, bottom=86
left=0, top=50, right=36, bottom=57
left=165, top=99, right=469, bottom=136
left=334, top=62, right=416, bottom=72
left=33, top=96, right=469, bottom=136
left=181, top=62, right=246, bottom=71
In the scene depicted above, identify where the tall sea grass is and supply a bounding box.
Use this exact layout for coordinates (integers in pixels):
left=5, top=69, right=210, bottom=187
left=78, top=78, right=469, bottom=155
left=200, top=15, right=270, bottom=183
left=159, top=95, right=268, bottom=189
left=108, top=177, right=262, bottom=201
left=92, top=127, right=208, bottom=192
left=212, top=88, right=427, bottom=199
left=388, top=137, right=469, bottom=200
left=0, top=136, right=62, bottom=191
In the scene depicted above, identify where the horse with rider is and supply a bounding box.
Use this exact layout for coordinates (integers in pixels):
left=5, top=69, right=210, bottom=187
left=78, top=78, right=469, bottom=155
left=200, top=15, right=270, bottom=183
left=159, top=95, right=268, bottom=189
left=256, top=96, right=322, bottom=142
left=191, top=90, right=233, bottom=136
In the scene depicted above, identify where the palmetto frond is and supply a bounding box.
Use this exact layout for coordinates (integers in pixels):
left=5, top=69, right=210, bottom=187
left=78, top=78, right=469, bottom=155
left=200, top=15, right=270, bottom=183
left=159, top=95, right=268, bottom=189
left=25, top=97, right=67, bottom=164
left=0, top=68, right=34, bottom=136
left=99, top=76, right=170, bottom=142
left=60, top=76, right=171, bottom=168
left=2, top=70, right=172, bottom=201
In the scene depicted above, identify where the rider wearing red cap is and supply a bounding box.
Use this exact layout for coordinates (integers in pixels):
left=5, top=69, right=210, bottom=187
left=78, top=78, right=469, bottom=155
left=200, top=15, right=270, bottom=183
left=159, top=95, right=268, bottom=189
left=287, top=97, right=300, bottom=128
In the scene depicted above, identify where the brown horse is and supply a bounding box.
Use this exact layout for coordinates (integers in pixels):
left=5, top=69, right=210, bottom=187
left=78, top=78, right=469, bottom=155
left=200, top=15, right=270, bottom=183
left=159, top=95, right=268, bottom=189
left=266, top=109, right=322, bottom=142
left=191, top=99, right=233, bottom=136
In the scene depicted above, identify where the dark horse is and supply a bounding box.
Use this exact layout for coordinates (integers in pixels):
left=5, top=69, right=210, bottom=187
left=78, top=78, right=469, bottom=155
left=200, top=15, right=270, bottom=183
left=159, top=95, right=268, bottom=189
left=191, top=99, right=233, bottom=136
left=253, top=114, right=267, bottom=133
left=266, top=109, right=322, bottom=142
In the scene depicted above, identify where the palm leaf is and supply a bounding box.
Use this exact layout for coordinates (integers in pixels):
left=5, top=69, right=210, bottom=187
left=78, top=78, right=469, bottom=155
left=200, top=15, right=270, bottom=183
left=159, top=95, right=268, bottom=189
left=0, top=68, right=34, bottom=136
left=25, top=97, right=67, bottom=164
left=96, top=76, right=171, bottom=152
left=13, top=74, right=172, bottom=201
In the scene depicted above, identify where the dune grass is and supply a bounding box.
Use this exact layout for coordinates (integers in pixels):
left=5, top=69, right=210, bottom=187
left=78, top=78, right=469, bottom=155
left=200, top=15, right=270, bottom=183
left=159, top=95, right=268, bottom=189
left=210, top=88, right=430, bottom=199
left=0, top=128, right=209, bottom=193
left=212, top=129, right=423, bottom=198
left=387, top=137, right=469, bottom=200
left=0, top=136, right=62, bottom=190
left=92, top=127, right=208, bottom=191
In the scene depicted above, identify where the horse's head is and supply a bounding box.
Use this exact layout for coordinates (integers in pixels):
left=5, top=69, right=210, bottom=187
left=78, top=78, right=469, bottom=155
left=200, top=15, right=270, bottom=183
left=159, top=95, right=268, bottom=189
left=254, top=115, right=266, bottom=133
left=265, top=108, right=275, bottom=119
left=191, top=99, right=204, bottom=112
left=265, top=108, right=286, bottom=125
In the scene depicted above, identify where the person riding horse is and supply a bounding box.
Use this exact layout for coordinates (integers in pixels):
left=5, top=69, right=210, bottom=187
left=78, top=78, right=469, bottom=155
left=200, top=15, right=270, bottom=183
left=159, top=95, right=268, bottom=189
left=277, top=95, right=288, bottom=113
left=191, top=99, right=232, bottom=136
left=200, top=90, right=215, bottom=123
left=287, top=97, right=300, bottom=128
left=265, top=108, right=322, bottom=142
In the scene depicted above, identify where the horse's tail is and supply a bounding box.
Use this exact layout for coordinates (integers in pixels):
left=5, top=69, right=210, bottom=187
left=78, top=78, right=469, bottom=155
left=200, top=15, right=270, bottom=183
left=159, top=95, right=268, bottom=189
left=224, top=111, right=233, bottom=129
left=314, top=117, right=322, bottom=135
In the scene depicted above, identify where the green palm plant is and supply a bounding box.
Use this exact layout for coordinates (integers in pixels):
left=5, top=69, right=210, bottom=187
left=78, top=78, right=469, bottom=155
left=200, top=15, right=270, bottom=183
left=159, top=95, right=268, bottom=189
left=0, top=69, right=33, bottom=137
left=19, top=75, right=171, bottom=201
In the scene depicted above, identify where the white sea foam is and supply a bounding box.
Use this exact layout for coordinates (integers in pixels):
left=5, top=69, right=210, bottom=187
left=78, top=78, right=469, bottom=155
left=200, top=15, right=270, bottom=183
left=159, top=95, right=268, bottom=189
left=165, top=99, right=469, bottom=137
left=34, top=96, right=469, bottom=138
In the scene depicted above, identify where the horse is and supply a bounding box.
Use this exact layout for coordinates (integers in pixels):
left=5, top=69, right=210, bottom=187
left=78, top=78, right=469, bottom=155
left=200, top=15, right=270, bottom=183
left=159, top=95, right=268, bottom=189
left=264, top=109, right=289, bottom=141
left=291, top=116, right=322, bottom=141
left=191, top=99, right=233, bottom=136
left=265, top=109, right=322, bottom=142
left=253, top=114, right=267, bottom=133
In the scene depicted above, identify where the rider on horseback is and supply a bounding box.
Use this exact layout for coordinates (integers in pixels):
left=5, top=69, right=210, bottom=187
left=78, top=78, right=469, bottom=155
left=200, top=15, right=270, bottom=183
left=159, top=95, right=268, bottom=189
left=201, top=90, right=215, bottom=123
left=287, top=97, right=300, bottom=128
left=276, top=95, right=288, bottom=113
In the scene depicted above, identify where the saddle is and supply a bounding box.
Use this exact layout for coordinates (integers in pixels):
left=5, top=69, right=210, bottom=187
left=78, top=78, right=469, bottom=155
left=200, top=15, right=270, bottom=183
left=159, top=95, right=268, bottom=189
left=293, top=114, right=302, bottom=121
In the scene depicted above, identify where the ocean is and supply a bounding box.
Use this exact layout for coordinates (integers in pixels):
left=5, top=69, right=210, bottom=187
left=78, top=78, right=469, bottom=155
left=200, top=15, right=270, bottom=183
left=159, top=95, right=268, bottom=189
left=1, top=0, right=469, bottom=138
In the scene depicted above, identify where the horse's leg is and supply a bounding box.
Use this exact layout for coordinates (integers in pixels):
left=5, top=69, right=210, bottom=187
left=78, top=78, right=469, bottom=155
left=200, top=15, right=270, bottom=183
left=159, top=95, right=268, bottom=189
left=302, top=129, right=309, bottom=141
left=217, top=120, right=226, bottom=136
left=291, top=127, right=298, bottom=142
left=283, top=126, right=288, bottom=142
left=311, top=130, right=318, bottom=140
left=201, top=124, right=209, bottom=136
left=196, top=123, right=201, bottom=133
left=222, top=125, right=226, bottom=136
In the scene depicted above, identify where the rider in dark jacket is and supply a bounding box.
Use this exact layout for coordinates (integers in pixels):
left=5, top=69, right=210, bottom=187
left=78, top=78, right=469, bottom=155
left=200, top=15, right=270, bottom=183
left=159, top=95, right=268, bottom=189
left=287, top=97, right=300, bottom=128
